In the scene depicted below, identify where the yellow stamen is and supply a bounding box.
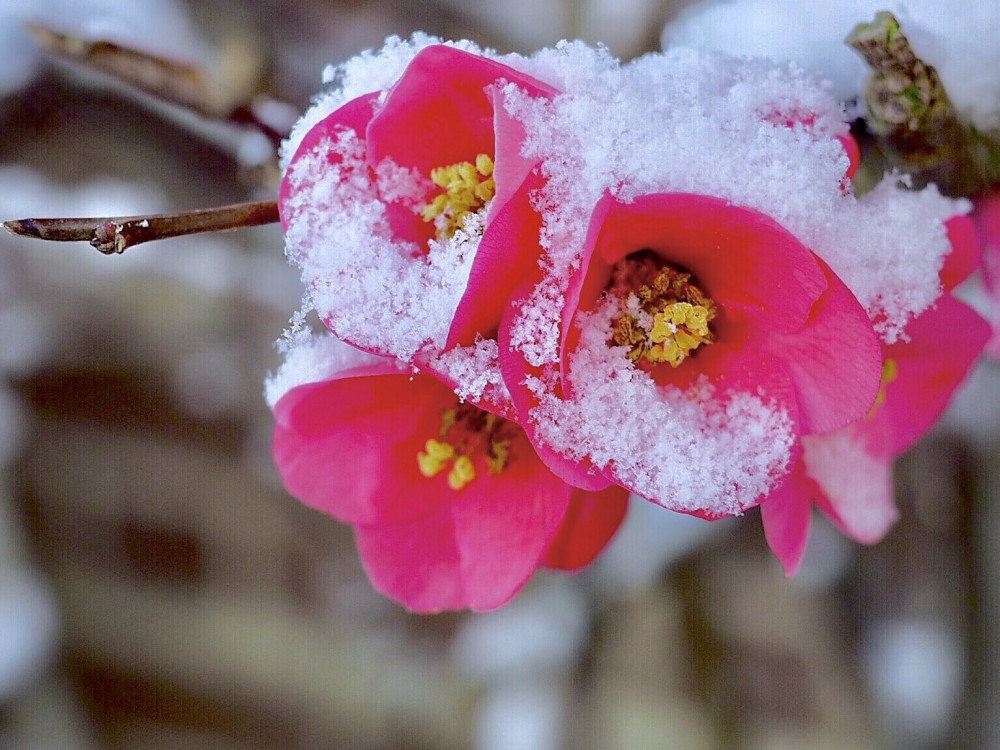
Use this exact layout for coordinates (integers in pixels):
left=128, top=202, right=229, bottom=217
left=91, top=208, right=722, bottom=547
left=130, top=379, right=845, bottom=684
left=417, top=438, right=455, bottom=477
left=420, top=154, right=496, bottom=239
left=487, top=439, right=511, bottom=475
left=645, top=301, right=715, bottom=366
left=447, top=455, right=476, bottom=490
left=866, top=357, right=898, bottom=418
left=609, top=256, right=717, bottom=368
left=415, top=401, right=517, bottom=491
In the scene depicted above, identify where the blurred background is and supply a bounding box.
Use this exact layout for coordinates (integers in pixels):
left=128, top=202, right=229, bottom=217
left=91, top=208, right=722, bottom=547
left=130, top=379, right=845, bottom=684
left=0, top=1, right=998, bottom=748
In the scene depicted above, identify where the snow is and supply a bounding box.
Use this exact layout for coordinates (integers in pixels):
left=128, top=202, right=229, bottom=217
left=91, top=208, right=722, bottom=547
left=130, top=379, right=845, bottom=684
left=264, top=325, right=395, bottom=409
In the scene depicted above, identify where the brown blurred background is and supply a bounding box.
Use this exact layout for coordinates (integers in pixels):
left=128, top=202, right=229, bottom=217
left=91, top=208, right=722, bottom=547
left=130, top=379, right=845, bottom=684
left=0, top=1, right=997, bottom=748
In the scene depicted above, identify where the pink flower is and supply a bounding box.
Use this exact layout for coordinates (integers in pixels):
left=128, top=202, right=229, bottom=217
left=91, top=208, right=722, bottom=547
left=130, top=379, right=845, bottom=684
left=761, top=216, right=990, bottom=572
left=495, top=191, right=884, bottom=513
left=278, top=44, right=556, bottom=364
left=272, top=360, right=627, bottom=612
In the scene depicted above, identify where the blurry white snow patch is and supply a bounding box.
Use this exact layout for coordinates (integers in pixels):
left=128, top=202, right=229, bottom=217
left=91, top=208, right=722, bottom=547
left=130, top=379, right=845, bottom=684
left=0, top=303, right=57, bottom=378
left=862, top=617, right=965, bottom=748
left=0, top=567, right=60, bottom=702
left=452, top=577, right=589, bottom=683
left=475, top=680, right=567, bottom=750
left=0, top=384, right=28, bottom=468
left=590, top=495, right=729, bottom=595
left=0, top=0, right=211, bottom=99
left=435, top=0, right=662, bottom=58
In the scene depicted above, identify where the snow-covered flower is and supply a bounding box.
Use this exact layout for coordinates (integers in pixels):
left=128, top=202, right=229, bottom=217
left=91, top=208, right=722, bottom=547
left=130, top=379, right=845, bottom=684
left=497, top=190, right=882, bottom=514
left=278, top=40, right=556, bottom=371
left=271, top=36, right=970, bottom=605
left=271, top=344, right=626, bottom=612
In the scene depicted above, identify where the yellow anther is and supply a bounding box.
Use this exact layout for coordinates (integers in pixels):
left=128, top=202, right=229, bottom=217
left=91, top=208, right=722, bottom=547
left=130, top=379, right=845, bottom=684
left=646, top=302, right=714, bottom=367
left=866, top=357, right=899, bottom=418
left=487, top=439, right=511, bottom=475
left=447, top=455, right=476, bottom=490
left=421, top=153, right=496, bottom=239
left=608, top=255, right=717, bottom=368
left=417, top=438, right=455, bottom=477
left=417, top=400, right=516, bottom=490
left=476, top=153, right=494, bottom=176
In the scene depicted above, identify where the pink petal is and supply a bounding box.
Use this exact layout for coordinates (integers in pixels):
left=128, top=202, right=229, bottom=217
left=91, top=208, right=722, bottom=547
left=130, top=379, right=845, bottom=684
left=973, top=194, right=1000, bottom=357
left=976, top=192, right=1000, bottom=293
left=366, top=45, right=555, bottom=176
left=447, top=171, right=546, bottom=347
left=941, top=215, right=980, bottom=291
left=273, top=370, right=457, bottom=525
left=866, top=294, right=989, bottom=457
left=543, top=485, right=629, bottom=570
left=767, top=258, right=882, bottom=433
left=498, top=282, right=615, bottom=492
left=354, top=451, right=571, bottom=612
left=759, top=466, right=815, bottom=575
left=802, top=428, right=897, bottom=544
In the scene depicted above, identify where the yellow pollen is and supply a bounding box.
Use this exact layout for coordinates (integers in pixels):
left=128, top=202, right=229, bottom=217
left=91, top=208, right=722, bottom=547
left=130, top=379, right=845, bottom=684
left=447, top=455, right=476, bottom=490
left=609, top=256, right=717, bottom=368
left=416, top=402, right=516, bottom=490
left=487, top=439, right=511, bottom=475
left=646, top=302, right=714, bottom=367
left=420, top=154, right=495, bottom=238
left=417, top=438, right=456, bottom=478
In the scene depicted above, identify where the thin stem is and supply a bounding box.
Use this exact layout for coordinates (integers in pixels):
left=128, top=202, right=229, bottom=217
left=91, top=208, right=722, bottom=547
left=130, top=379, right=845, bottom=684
left=3, top=199, right=279, bottom=254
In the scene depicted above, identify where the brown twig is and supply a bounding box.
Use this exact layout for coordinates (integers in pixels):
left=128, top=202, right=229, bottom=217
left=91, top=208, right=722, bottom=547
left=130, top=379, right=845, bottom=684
left=25, top=21, right=293, bottom=149
left=848, top=11, right=1000, bottom=195
left=3, top=199, right=279, bottom=255
left=26, top=22, right=229, bottom=117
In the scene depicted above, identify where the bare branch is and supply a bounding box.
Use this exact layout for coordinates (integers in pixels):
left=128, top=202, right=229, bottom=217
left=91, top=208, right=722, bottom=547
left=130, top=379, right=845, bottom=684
left=848, top=11, right=1000, bottom=194
left=25, top=21, right=291, bottom=148
left=3, top=200, right=279, bottom=255
left=27, top=22, right=231, bottom=117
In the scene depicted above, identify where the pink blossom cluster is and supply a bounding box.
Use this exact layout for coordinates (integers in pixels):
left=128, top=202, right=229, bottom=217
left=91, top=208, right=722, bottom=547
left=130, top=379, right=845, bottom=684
left=269, top=37, right=988, bottom=611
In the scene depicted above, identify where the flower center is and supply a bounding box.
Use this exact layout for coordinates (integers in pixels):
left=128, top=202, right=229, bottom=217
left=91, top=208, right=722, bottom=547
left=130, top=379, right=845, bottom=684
left=607, top=251, right=717, bottom=368
left=416, top=401, right=515, bottom=490
left=420, top=154, right=495, bottom=239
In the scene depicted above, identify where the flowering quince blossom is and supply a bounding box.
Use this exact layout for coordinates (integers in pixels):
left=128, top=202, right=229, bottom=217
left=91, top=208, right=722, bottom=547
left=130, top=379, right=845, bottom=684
left=760, top=218, right=990, bottom=572
left=279, top=37, right=557, bottom=374
left=268, top=335, right=627, bottom=612
left=270, top=35, right=973, bottom=608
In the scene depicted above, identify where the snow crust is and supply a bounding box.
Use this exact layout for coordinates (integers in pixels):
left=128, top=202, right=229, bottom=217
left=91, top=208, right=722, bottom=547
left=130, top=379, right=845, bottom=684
left=265, top=324, right=395, bottom=409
